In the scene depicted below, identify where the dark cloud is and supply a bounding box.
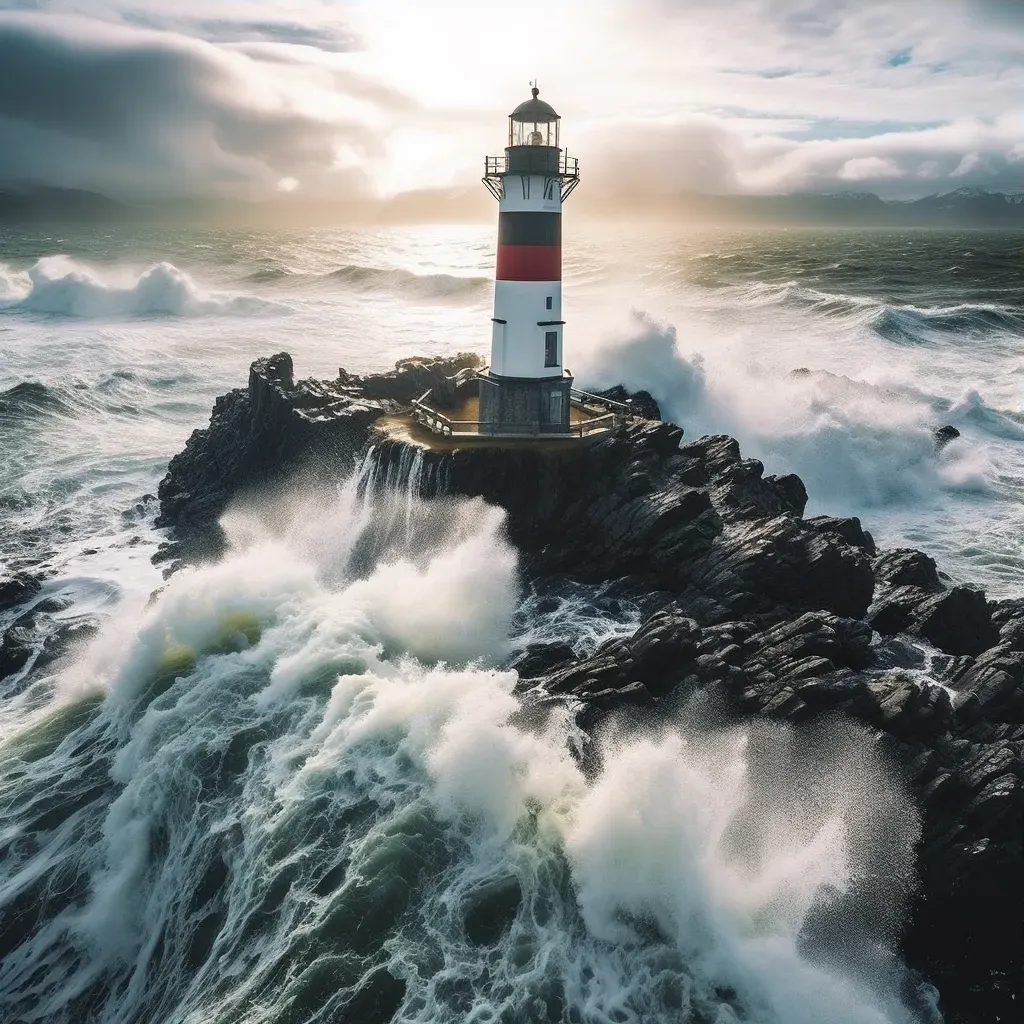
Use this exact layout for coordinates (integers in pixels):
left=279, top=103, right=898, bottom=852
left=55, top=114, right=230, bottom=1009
left=121, top=13, right=359, bottom=52
left=0, top=14, right=401, bottom=199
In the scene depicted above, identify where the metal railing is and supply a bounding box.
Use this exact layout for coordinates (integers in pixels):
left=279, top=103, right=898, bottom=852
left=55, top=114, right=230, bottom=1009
left=410, top=394, right=619, bottom=440
left=569, top=386, right=631, bottom=413
left=484, top=153, right=580, bottom=178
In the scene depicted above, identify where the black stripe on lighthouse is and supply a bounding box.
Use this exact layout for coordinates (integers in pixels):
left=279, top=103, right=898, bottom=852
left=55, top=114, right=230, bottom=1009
left=498, top=212, right=562, bottom=246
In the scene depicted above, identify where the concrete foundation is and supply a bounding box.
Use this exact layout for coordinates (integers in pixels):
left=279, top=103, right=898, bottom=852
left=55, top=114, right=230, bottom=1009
left=478, top=373, right=573, bottom=435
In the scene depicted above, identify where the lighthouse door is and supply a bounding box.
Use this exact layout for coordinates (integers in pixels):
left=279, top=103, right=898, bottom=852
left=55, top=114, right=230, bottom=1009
left=548, top=389, right=564, bottom=424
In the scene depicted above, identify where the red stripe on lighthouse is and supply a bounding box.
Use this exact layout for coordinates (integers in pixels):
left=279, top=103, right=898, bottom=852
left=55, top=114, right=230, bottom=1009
left=495, top=245, right=562, bottom=281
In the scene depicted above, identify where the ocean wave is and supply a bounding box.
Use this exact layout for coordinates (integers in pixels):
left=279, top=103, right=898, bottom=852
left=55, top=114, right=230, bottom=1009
left=244, top=262, right=489, bottom=297
left=329, top=263, right=490, bottom=297
left=0, top=256, right=279, bottom=318
left=0, top=381, right=75, bottom=421
left=872, top=303, right=1024, bottom=345
left=0, top=482, right=927, bottom=1024
left=729, top=279, right=1024, bottom=342
left=947, top=390, right=1024, bottom=441
left=578, top=311, right=990, bottom=510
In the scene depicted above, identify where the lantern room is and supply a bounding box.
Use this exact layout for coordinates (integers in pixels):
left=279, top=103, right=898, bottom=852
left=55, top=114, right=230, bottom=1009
left=508, top=86, right=561, bottom=148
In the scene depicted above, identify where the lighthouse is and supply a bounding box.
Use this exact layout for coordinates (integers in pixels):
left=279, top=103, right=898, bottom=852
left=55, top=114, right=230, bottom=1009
left=479, top=86, right=580, bottom=435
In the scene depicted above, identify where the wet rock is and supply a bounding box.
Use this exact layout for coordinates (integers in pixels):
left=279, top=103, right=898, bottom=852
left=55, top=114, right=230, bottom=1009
left=933, top=424, right=961, bottom=451
left=159, top=352, right=1024, bottom=1023
left=509, top=642, right=576, bottom=680
left=873, top=548, right=942, bottom=592
left=911, top=587, right=998, bottom=656
left=953, top=645, right=1024, bottom=722
left=869, top=548, right=997, bottom=656
left=989, top=597, right=1024, bottom=651
left=805, top=515, right=876, bottom=555
left=0, top=572, right=42, bottom=612
left=592, top=384, right=662, bottom=421
left=340, top=352, right=483, bottom=406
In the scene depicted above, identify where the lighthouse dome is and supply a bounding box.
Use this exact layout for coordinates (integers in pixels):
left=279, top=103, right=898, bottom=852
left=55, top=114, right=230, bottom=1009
left=510, top=88, right=559, bottom=123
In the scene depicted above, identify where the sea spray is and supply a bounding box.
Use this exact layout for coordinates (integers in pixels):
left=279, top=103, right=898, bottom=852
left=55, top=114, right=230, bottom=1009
left=578, top=311, right=988, bottom=510
left=0, top=484, right=937, bottom=1023
left=0, top=256, right=278, bottom=318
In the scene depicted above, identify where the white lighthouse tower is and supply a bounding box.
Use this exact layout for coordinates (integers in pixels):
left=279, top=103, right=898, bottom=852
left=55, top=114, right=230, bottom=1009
left=479, top=85, right=580, bottom=434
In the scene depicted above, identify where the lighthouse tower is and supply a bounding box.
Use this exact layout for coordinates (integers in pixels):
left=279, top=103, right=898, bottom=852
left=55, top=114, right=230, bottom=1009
left=479, top=86, right=579, bottom=435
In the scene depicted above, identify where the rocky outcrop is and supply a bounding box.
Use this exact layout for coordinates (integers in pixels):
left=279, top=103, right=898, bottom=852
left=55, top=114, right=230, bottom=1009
left=150, top=353, right=1022, bottom=1023
left=869, top=547, right=998, bottom=655
left=154, top=352, right=483, bottom=563
left=371, top=426, right=873, bottom=624
left=533, top=601, right=1021, bottom=1024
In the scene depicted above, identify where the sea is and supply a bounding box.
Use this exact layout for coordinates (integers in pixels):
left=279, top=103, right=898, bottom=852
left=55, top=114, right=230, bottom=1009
left=1, top=221, right=1019, bottom=1023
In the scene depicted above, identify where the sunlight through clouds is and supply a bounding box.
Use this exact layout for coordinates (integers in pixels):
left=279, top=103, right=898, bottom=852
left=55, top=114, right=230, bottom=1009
left=1, top=0, right=1023, bottom=203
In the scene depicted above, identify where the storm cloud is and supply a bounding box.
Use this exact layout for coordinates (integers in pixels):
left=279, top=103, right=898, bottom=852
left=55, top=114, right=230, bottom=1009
left=1, top=1, right=1024, bottom=208
left=0, top=12, right=401, bottom=199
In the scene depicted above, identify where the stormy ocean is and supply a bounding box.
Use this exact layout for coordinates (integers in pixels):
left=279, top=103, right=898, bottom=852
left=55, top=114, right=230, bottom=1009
left=1, top=223, right=1020, bottom=1023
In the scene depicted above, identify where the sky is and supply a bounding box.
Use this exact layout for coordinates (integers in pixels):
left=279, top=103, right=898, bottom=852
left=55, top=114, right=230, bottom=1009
left=1, top=0, right=1024, bottom=207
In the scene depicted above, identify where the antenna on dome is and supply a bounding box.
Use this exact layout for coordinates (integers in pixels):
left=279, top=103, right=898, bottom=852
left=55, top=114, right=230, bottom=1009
left=530, top=80, right=539, bottom=99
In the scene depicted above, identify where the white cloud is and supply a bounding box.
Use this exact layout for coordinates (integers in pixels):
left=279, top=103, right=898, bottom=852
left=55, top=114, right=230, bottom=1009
left=1, top=0, right=1023, bottom=202
left=837, top=157, right=904, bottom=182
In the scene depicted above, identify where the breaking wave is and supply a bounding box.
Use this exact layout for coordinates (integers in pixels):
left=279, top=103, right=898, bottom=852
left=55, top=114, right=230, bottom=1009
left=870, top=303, right=1024, bottom=345
left=578, top=312, right=990, bottom=510
left=0, top=477, right=935, bottom=1024
left=0, top=257, right=279, bottom=318
left=728, top=281, right=1024, bottom=343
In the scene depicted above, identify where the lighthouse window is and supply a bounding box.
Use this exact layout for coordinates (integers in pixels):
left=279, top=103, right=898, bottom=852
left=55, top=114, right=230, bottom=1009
left=546, top=296, right=553, bottom=310
left=544, top=331, right=559, bottom=367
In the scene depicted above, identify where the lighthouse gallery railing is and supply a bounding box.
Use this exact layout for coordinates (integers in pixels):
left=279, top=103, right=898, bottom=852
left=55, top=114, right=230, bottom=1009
left=410, top=379, right=630, bottom=440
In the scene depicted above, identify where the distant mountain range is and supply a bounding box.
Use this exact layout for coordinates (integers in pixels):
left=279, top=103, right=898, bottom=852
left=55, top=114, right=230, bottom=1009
left=668, top=187, right=1024, bottom=228
left=3, top=185, right=1024, bottom=228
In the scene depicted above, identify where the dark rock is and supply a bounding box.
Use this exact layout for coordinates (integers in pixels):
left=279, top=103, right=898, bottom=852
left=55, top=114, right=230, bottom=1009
left=510, top=642, right=576, bottom=679
left=805, top=515, right=876, bottom=554
left=157, top=353, right=1024, bottom=1023
left=911, top=587, right=998, bottom=657
left=869, top=548, right=997, bottom=656
left=933, top=424, right=961, bottom=451
left=0, top=572, right=42, bottom=612
left=591, top=384, right=662, bottom=421
left=340, top=352, right=483, bottom=406
left=873, top=548, right=942, bottom=592
left=989, top=597, right=1024, bottom=650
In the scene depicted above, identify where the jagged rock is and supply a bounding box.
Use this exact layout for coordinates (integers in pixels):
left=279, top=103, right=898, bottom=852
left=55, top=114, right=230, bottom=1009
left=592, top=384, right=662, bottom=421
left=805, top=515, right=876, bottom=555
left=339, top=352, right=483, bottom=406
left=933, top=424, right=961, bottom=450
left=989, top=597, right=1024, bottom=650
left=953, top=645, right=1024, bottom=722
left=869, top=548, right=996, bottom=656
left=873, top=548, right=943, bottom=592
left=910, top=587, right=997, bottom=656
left=509, top=642, right=577, bottom=680
left=155, top=352, right=1024, bottom=1023
left=0, top=572, right=42, bottom=612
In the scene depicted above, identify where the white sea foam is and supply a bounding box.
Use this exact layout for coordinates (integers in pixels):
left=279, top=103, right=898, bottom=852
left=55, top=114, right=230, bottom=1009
left=578, top=310, right=991, bottom=511
left=0, top=483, right=937, bottom=1023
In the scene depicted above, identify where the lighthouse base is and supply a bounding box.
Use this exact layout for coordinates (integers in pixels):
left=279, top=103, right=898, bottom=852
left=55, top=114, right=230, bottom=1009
left=478, top=373, right=572, bottom=436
